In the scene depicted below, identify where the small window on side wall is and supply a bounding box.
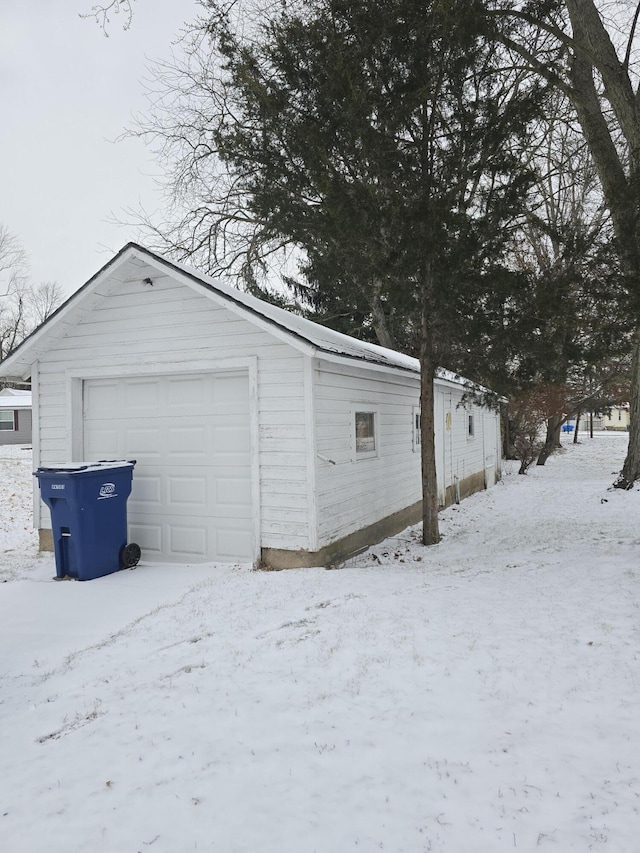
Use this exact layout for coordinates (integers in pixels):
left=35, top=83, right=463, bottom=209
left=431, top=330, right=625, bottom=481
left=0, top=411, right=15, bottom=431
left=355, top=411, right=377, bottom=458
left=413, top=406, right=421, bottom=452
left=468, top=412, right=475, bottom=438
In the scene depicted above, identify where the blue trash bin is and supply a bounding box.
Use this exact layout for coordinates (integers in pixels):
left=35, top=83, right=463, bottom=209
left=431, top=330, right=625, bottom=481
left=34, top=461, right=141, bottom=581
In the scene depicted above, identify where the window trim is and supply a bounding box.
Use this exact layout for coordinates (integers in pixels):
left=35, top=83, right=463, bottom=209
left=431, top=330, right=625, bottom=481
left=467, top=410, right=475, bottom=439
left=0, top=410, right=16, bottom=431
left=412, top=406, right=421, bottom=452
left=352, top=406, right=379, bottom=461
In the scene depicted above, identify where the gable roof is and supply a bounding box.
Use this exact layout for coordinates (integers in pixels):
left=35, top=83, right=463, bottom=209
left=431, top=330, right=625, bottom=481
left=0, top=243, right=423, bottom=381
left=0, top=243, right=483, bottom=395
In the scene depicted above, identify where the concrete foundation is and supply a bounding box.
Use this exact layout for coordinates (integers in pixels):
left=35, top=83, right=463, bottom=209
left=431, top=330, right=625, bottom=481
left=39, top=528, right=53, bottom=552
left=261, top=499, right=423, bottom=569
left=443, top=470, right=487, bottom=508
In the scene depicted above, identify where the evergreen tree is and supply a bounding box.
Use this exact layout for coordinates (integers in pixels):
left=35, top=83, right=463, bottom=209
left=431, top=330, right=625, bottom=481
left=209, top=0, right=543, bottom=543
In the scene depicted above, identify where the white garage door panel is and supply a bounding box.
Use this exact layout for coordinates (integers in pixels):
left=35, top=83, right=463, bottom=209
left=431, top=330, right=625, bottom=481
left=169, top=475, right=207, bottom=505
left=128, top=516, right=254, bottom=560
left=88, top=419, right=251, bottom=467
left=133, top=474, right=162, bottom=505
left=83, top=372, right=254, bottom=562
left=129, top=520, right=163, bottom=553
left=84, top=428, right=120, bottom=459
left=128, top=465, right=251, bottom=516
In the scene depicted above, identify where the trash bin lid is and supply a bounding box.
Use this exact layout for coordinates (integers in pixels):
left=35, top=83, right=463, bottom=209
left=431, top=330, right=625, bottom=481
left=36, top=463, right=90, bottom=472
left=36, top=460, right=136, bottom=474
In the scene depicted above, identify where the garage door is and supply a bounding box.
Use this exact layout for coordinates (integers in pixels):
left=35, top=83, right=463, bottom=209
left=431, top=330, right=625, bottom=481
left=83, top=372, right=254, bottom=562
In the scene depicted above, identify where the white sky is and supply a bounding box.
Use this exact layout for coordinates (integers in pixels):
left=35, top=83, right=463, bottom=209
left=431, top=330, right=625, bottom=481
left=1, top=1, right=197, bottom=297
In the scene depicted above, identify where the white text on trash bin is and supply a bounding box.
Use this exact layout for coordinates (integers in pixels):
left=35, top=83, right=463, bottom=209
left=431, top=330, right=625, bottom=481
left=98, top=483, right=117, bottom=499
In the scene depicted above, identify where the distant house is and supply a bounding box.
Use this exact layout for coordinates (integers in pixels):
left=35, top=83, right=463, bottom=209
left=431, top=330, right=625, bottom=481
left=0, top=388, right=32, bottom=446
left=603, top=405, right=630, bottom=431
left=0, top=244, right=502, bottom=568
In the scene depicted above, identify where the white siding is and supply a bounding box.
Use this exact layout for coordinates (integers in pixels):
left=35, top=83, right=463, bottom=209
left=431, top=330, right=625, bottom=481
left=312, top=360, right=422, bottom=547
left=437, top=384, right=500, bottom=498
left=35, top=270, right=310, bottom=553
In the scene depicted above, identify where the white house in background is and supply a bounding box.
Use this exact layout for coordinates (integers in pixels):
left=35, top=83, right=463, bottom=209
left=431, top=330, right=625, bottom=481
left=603, top=405, right=630, bottom=431
left=0, top=388, right=32, bottom=446
left=0, top=243, right=502, bottom=568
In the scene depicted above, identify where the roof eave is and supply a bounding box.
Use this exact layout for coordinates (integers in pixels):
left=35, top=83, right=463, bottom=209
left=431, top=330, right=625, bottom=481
left=313, top=349, right=419, bottom=378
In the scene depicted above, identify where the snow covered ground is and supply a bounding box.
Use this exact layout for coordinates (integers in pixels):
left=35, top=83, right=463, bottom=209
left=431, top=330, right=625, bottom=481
left=1, top=434, right=639, bottom=852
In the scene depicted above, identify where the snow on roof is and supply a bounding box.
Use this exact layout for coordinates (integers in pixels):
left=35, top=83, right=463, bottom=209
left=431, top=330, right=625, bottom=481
left=162, top=251, right=421, bottom=374
left=156, top=252, right=501, bottom=395
left=0, top=388, right=31, bottom=408
left=0, top=244, right=494, bottom=394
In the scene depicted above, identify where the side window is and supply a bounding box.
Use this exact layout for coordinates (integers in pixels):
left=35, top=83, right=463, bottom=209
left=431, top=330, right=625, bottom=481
left=412, top=406, right=421, bottom=452
left=0, top=411, right=15, bottom=431
left=354, top=410, right=378, bottom=460
left=468, top=412, right=475, bottom=438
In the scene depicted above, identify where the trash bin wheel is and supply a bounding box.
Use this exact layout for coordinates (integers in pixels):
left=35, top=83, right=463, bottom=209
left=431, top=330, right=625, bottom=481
left=120, top=542, right=141, bottom=569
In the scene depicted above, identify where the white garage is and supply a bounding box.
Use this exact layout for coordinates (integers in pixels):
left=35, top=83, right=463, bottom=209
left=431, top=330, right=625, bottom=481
left=0, top=243, right=502, bottom=569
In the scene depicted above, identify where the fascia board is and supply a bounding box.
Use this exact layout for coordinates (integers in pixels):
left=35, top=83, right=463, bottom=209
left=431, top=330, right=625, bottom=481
left=312, top=349, right=420, bottom=380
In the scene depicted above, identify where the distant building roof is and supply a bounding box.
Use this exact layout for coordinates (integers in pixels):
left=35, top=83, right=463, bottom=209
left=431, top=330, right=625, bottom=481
left=0, top=388, right=31, bottom=408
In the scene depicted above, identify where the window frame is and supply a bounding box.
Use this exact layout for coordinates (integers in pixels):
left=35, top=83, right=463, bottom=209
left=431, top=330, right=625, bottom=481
left=412, top=406, right=421, bottom=452
left=0, top=410, right=16, bottom=431
left=352, top=407, right=379, bottom=461
left=467, top=410, right=475, bottom=439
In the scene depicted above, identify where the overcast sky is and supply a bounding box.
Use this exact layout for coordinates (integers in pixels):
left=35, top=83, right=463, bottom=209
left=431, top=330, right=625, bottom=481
left=2, top=1, right=197, bottom=297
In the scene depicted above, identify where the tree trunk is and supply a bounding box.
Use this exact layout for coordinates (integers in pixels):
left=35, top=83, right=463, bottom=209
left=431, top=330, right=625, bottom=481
left=370, top=278, right=396, bottom=350
left=553, top=418, right=562, bottom=448
left=501, top=402, right=514, bottom=460
left=564, top=0, right=640, bottom=485
left=420, top=284, right=440, bottom=546
left=537, top=413, right=562, bottom=466
left=573, top=411, right=580, bottom=443
left=615, top=328, right=640, bottom=488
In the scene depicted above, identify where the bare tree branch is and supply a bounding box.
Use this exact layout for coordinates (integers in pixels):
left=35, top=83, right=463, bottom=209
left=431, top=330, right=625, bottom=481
left=79, top=0, right=135, bottom=36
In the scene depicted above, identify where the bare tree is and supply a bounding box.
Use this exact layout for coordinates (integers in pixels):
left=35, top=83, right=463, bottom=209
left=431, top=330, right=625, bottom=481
left=492, top=0, right=640, bottom=487
left=80, top=0, right=135, bottom=34
left=27, top=281, right=65, bottom=326
left=508, top=90, right=632, bottom=464
left=0, top=226, right=63, bottom=362
left=509, top=388, right=552, bottom=474
left=0, top=224, right=28, bottom=298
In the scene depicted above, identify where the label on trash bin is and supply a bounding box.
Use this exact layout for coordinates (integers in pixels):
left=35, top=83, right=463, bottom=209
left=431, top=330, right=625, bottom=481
left=98, top=482, right=117, bottom=500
